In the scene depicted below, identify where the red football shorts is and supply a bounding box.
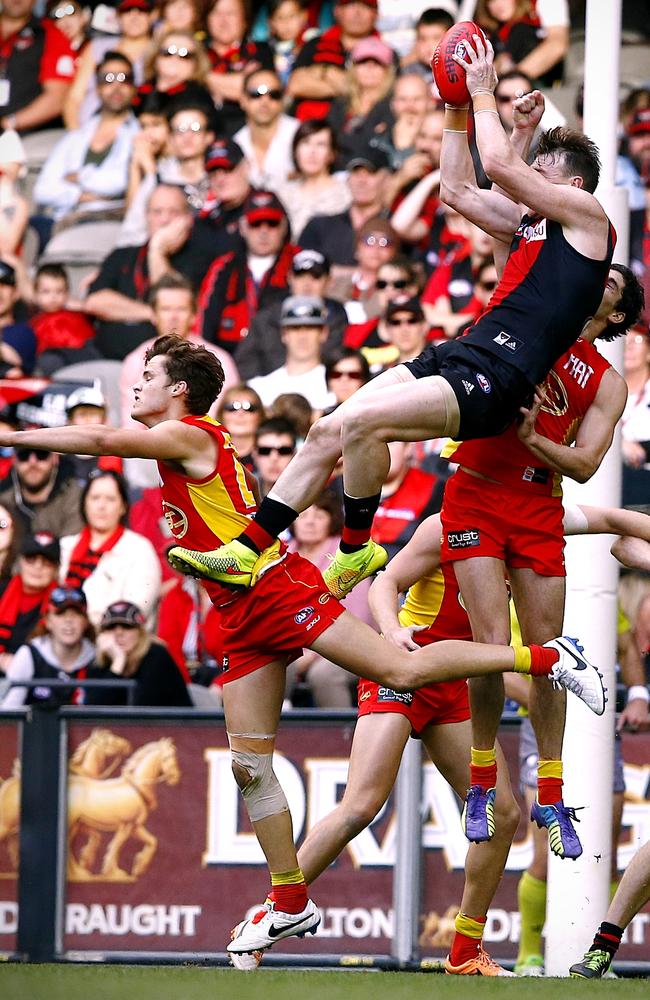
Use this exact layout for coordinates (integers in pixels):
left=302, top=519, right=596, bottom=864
left=215, top=550, right=345, bottom=684
left=440, top=470, right=566, bottom=576
left=357, top=677, right=470, bottom=736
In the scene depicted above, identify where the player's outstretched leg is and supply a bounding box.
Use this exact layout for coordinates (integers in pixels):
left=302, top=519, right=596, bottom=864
left=545, top=636, right=606, bottom=716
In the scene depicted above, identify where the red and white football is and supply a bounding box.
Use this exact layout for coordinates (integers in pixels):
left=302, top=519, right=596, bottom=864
left=431, top=20, right=487, bottom=106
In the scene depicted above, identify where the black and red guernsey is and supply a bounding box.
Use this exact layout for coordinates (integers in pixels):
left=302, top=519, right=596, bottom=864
left=461, top=213, right=616, bottom=385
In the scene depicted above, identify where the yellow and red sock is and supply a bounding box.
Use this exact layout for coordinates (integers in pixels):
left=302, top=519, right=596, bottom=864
left=268, top=867, right=308, bottom=914
left=470, top=746, right=497, bottom=790
left=449, top=912, right=486, bottom=965
left=513, top=644, right=559, bottom=676
left=537, top=759, right=563, bottom=805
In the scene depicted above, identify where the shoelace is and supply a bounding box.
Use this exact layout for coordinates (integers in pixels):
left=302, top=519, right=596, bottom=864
left=582, top=949, right=611, bottom=972
left=559, top=804, right=583, bottom=825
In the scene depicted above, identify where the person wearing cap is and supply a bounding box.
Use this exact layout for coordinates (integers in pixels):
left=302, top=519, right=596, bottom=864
left=298, top=143, right=390, bottom=266
left=235, top=248, right=347, bottom=380
left=247, top=295, right=336, bottom=411
left=65, top=383, right=125, bottom=484
left=0, top=260, right=37, bottom=377
left=275, top=119, right=351, bottom=240
left=64, top=0, right=155, bottom=130
left=0, top=129, right=29, bottom=257
left=0, top=0, right=75, bottom=134
left=0, top=533, right=60, bottom=673
left=86, top=600, right=191, bottom=707
left=369, top=295, right=428, bottom=373
left=119, top=273, right=240, bottom=428
left=626, top=108, right=650, bottom=190
left=327, top=36, right=396, bottom=167
left=1, top=585, right=95, bottom=707
left=85, top=182, right=223, bottom=360
left=234, top=68, right=300, bottom=189
left=195, top=189, right=297, bottom=350
left=193, top=137, right=253, bottom=256
left=33, top=50, right=140, bottom=235
left=287, top=0, right=380, bottom=121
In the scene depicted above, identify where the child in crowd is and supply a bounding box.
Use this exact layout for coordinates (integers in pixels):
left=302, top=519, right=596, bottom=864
left=30, top=264, right=100, bottom=376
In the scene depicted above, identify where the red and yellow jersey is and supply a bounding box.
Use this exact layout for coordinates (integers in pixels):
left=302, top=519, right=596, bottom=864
left=442, top=338, right=612, bottom=497
left=399, top=560, right=471, bottom=643
left=157, top=415, right=256, bottom=590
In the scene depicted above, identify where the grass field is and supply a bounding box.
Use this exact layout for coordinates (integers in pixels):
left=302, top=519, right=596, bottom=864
left=0, top=965, right=649, bottom=1000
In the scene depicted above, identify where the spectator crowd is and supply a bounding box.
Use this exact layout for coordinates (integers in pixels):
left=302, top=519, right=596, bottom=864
left=0, top=0, right=648, bottom=713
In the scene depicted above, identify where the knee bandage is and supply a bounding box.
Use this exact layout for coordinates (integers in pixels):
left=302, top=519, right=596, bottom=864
left=230, top=742, right=289, bottom=823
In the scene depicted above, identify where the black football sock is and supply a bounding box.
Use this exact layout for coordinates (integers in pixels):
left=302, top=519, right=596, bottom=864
left=239, top=497, right=299, bottom=554
left=339, top=492, right=382, bottom=553
left=592, top=921, right=623, bottom=957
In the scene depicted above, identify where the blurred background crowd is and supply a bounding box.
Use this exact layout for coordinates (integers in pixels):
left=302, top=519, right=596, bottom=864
left=0, top=0, right=647, bottom=717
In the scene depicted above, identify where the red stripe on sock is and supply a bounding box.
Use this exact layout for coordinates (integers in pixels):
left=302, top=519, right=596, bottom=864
left=449, top=930, right=482, bottom=965
left=537, top=776, right=563, bottom=806
left=341, top=526, right=371, bottom=547
left=243, top=522, right=276, bottom=553
left=528, top=644, right=560, bottom=676
left=470, top=762, right=497, bottom=790
left=268, top=883, right=308, bottom=914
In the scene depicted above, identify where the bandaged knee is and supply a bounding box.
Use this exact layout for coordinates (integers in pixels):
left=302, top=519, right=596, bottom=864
left=229, top=738, right=289, bottom=822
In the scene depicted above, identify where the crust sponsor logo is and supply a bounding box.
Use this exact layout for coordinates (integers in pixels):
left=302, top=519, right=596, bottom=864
left=376, top=687, right=413, bottom=705
left=294, top=606, right=315, bottom=625
left=447, top=529, right=480, bottom=549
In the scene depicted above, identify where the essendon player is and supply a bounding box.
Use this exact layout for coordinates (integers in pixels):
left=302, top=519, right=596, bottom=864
left=168, top=43, right=615, bottom=607
left=439, top=264, right=643, bottom=860
left=0, top=335, right=605, bottom=961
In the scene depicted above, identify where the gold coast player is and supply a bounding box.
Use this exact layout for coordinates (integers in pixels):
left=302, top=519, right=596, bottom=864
left=168, top=37, right=615, bottom=607
left=0, top=336, right=605, bottom=960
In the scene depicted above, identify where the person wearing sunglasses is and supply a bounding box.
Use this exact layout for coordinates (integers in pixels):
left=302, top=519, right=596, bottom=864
left=64, top=0, right=155, bottom=130
left=252, top=417, right=297, bottom=499
left=343, top=255, right=420, bottom=359
left=325, top=349, right=370, bottom=409
left=195, top=189, right=296, bottom=350
left=1, top=584, right=95, bottom=708
left=234, top=69, right=299, bottom=189
left=33, top=51, right=139, bottom=236
left=0, top=445, right=84, bottom=551
left=235, top=248, right=348, bottom=382
left=216, top=385, right=265, bottom=471
left=328, top=216, right=399, bottom=326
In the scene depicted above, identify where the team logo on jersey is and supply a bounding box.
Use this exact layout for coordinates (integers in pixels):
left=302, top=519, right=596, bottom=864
left=162, top=501, right=189, bottom=539
left=540, top=371, right=568, bottom=417
left=493, top=331, right=521, bottom=352
left=476, top=373, right=491, bottom=393
left=447, top=529, right=480, bottom=549
left=318, top=593, right=331, bottom=605
left=462, top=380, right=474, bottom=394
left=294, top=606, right=315, bottom=625
left=358, top=689, right=372, bottom=703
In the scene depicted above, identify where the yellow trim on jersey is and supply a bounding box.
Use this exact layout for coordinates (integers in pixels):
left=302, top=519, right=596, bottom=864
left=398, top=568, right=446, bottom=628
left=441, top=438, right=461, bottom=460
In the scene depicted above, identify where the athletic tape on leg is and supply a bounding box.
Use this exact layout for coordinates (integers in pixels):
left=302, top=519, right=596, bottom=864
left=230, top=745, right=289, bottom=822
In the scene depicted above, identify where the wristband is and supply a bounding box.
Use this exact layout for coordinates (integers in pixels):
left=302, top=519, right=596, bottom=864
left=444, top=105, right=468, bottom=130
left=628, top=685, right=650, bottom=704
left=472, top=92, right=498, bottom=113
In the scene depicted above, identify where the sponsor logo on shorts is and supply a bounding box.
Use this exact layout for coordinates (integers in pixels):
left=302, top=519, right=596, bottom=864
left=318, top=593, right=331, bottom=605
left=447, top=529, right=481, bottom=549
left=462, top=380, right=474, bottom=394
left=476, top=373, right=491, bottom=393
left=493, top=331, right=521, bottom=352
left=377, top=687, right=413, bottom=705
left=294, top=606, right=315, bottom=625
left=305, top=615, right=322, bottom=631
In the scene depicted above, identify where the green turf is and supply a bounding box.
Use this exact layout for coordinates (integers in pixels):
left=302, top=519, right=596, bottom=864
left=0, top=965, right=648, bottom=1000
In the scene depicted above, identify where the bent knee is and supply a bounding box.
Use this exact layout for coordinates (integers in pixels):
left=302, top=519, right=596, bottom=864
left=340, top=800, right=384, bottom=836
left=495, top=795, right=520, bottom=838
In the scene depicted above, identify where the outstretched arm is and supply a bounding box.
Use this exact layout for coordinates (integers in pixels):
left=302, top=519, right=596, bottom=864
left=458, top=34, right=607, bottom=248
left=439, top=101, right=520, bottom=244
left=563, top=502, right=650, bottom=574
